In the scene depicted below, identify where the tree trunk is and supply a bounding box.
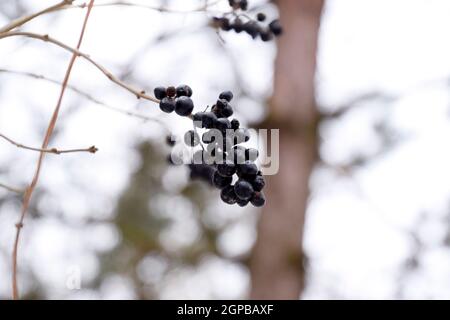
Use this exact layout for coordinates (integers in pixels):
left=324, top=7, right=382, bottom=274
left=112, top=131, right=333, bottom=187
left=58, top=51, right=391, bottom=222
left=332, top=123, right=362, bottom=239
left=249, top=0, right=324, bottom=299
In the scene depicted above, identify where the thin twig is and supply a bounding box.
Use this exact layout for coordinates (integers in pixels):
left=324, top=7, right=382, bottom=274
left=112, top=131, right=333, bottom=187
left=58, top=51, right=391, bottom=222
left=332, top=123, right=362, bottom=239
left=0, top=133, right=97, bottom=155
left=0, top=182, right=24, bottom=194
left=0, top=68, right=167, bottom=126
left=11, top=0, right=96, bottom=300
left=0, top=32, right=160, bottom=104
left=0, top=0, right=75, bottom=33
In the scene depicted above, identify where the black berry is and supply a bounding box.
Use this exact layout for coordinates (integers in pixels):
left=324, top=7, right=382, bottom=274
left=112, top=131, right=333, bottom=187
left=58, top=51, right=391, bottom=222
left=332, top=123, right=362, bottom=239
left=257, top=13, right=266, bottom=22
left=234, top=179, right=254, bottom=200
left=159, top=97, right=176, bottom=113
left=166, top=86, right=177, bottom=97
left=231, top=119, right=240, bottom=130
left=221, top=185, right=237, bottom=204
left=217, top=161, right=236, bottom=177
left=176, top=84, right=193, bottom=97
left=250, top=192, right=265, bottom=207
left=154, top=86, right=167, bottom=100
left=212, top=171, right=232, bottom=189
left=219, top=91, right=234, bottom=102
left=252, top=175, right=265, bottom=192
left=236, top=198, right=249, bottom=207
left=269, top=19, right=283, bottom=36
left=175, top=96, right=194, bottom=116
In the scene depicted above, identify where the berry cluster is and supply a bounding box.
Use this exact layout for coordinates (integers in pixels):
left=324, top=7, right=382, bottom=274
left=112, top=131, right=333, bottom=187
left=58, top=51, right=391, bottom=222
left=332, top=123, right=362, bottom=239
left=154, top=85, right=194, bottom=117
left=164, top=86, right=266, bottom=207
left=210, top=0, right=283, bottom=42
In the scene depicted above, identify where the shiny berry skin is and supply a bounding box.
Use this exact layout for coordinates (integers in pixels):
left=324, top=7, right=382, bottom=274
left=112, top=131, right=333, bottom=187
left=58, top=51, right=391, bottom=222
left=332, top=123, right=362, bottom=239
left=184, top=130, right=199, bottom=147
left=221, top=185, right=237, bottom=204
left=212, top=171, right=232, bottom=189
left=250, top=192, right=265, bottom=207
left=154, top=86, right=167, bottom=100
left=176, top=85, right=193, bottom=97
left=234, top=179, right=254, bottom=200
left=230, top=119, right=240, bottom=130
left=175, top=96, right=194, bottom=116
left=166, top=86, right=177, bottom=97
left=269, top=19, right=283, bottom=36
left=217, top=161, right=236, bottom=177
left=219, top=91, right=233, bottom=102
left=159, top=97, right=176, bottom=113
left=252, top=175, right=265, bottom=192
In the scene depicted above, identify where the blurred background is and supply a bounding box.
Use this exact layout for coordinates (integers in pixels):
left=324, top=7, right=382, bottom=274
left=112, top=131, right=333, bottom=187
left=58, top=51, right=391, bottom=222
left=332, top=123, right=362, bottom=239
left=1, top=0, right=450, bottom=299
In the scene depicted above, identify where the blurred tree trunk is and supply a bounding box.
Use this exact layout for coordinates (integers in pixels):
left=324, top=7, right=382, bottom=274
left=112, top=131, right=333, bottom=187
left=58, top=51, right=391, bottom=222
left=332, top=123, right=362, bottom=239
left=249, top=0, right=324, bottom=299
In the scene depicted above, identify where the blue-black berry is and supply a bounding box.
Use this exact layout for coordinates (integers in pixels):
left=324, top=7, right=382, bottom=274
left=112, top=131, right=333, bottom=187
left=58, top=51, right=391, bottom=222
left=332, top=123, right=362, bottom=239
left=154, top=86, right=167, bottom=100
left=252, top=175, right=265, bottom=192
left=176, top=85, right=193, bottom=97
left=212, top=171, right=232, bottom=189
left=175, top=96, right=194, bottom=116
left=269, top=19, right=283, bottom=36
left=217, top=161, right=236, bottom=177
left=221, top=185, right=237, bottom=204
left=231, top=119, right=240, bottom=130
left=234, top=179, right=254, bottom=200
left=219, top=91, right=233, bottom=102
left=250, top=192, right=265, bottom=207
left=159, top=97, right=176, bottom=113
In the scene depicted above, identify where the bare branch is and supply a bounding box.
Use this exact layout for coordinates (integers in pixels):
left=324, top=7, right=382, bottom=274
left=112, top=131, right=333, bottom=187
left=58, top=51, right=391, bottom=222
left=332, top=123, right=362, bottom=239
left=0, top=1, right=75, bottom=33
left=0, top=32, right=160, bottom=104
left=0, top=182, right=24, bottom=194
left=0, top=68, right=167, bottom=126
left=11, top=0, right=96, bottom=300
left=0, top=133, right=97, bottom=155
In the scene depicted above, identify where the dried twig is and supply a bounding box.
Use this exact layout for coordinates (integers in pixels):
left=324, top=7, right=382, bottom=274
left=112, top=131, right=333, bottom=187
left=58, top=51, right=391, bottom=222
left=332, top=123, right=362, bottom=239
left=0, top=0, right=75, bottom=34
left=0, top=68, right=166, bottom=125
left=0, top=32, right=160, bottom=104
left=11, top=0, right=96, bottom=300
left=0, top=182, right=24, bottom=194
left=0, top=133, right=97, bottom=155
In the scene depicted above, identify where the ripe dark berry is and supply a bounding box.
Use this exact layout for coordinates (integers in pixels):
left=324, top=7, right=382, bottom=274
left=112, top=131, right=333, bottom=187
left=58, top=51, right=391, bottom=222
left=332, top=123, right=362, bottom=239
left=159, top=97, right=176, bottom=113
left=175, top=96, right=194, bottom=116
left=236, top=198, right=249, bottom=207
left=220, top=105, right=234, bottom=118
left=219, top=91, right=233, bottom=102
left=238, top=161, right=258, bottom=177
left=216, top=99, right=228, bottom=109
left=252, top=175, right=265, bottom=192
left=257, top=12, right=266, bottom=22
left=239, top=0, right=248, bottom=10
left=212, top=171, right=232, bottom=189
left=217, top=161, right=236, bottom=177
left=184, top=130, right=199, bottom=147
left=250, top=192, right=265, bottom=207
left=214, top=118, right=231, bottom=132
left=154, top=86, right=167, bottom=100
left=166, top=86, right=177, bottom=97
left=260, top=30, right=273, bottom=42
left=230, top=119, right=240, bottom=130
left=243, top=22, right=259, bottom=39
left=221, top=185, right=237, bottom=204
left=269, top=19, right=283, bottom=36
left=204, top=112, right=218, bottom=128
left=234, top=179, right=254, bottom=200
left=176, top=85, right=193, bottom=97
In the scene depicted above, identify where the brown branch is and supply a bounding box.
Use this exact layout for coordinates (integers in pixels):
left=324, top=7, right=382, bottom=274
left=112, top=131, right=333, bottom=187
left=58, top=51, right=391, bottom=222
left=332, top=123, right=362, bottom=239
left=11, top=0, right=96, bottom=300
left=0, top=68, right=167, bottom=126
left=0, top=182, right=24, bottom=194
left=0, top=0, right=75, bottom=33
left=0, top=133, right=97, bottom=155
left=0, top=32, right=160, bottom=104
